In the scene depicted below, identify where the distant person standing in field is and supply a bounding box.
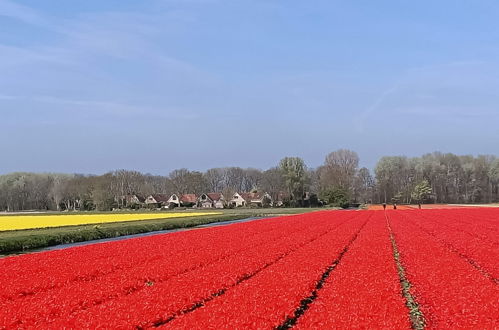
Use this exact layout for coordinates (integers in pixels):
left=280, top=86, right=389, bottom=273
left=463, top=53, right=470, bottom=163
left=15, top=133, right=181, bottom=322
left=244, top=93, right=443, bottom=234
left=383, top=203, right=386, bottom=210
left=393, top=203, right=397, bottom=210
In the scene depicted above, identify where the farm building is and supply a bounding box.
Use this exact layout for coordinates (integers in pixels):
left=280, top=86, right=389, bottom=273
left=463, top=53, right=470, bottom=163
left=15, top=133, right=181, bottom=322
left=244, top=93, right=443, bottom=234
left=167, top=194, right=181, bottom=207
left=180, top=194, right=197, bottom=207
left=230, top=192, right=247, bottom=207
left=198, top=193, right=226, bottom=208
left=209, top=193, right=226, bottom=209
left=230, top=192, right=273, bottom=207
left=145, top=194, right=171, bottom=208
left=243, top=192, right=273, bottom=207
left=122, top=194, right=145, bottom=207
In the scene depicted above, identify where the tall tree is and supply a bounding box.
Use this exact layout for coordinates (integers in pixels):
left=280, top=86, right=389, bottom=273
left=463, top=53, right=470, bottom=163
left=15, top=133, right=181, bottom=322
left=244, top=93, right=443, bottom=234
left=261, top=167, right=285, bottom=202
left=279, top=157, right=307, bottom=203
left=323, top=149, right=359, bottom=190
left=411, top=179, right=433, bottom=204
left=355, top=167, right=375, bottom=203
left=242, top=168, right=263, bottom=192
left=169, top=169, right=208, bottom=195
left=205, top=168, right=225, bottom=192
left=489, top=159, right=499, bottom=201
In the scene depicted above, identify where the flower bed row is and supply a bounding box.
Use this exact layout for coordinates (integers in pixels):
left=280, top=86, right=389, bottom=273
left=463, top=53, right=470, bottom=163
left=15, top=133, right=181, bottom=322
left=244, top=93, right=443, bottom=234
left=41, top=212, right=361, bottom=328
left=295, top=211, right=411, bottom=329
left=1, top=211, right=361, bottom=328
left=0, top=213, right=219, bottom=231
left=404, top=209, right=498, bottom=280
left=420, top=208, right=498, bottom=242
left=0, top=213, right=314, bottom=301
left=166, top=212, right=370, bottom=328
left=1, top=208, right=498, bottom=328
left=389, top=211, right=499, bottom=329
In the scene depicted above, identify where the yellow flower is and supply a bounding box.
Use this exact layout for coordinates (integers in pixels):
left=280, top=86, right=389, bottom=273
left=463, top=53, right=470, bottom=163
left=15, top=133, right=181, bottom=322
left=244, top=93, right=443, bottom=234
left=0, top=213, right=221, bottom=231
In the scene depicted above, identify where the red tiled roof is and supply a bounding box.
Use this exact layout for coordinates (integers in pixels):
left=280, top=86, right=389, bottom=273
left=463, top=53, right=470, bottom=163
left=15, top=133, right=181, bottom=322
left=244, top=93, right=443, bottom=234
left=125, top=194, right=145, bottom=203
left=180, top=194, right=197, bottom=203
left=207, top=193, right=223, bottom=201
left=240, top=192, right=265, bottom=201
left=151, top=194, right=170, bottom=203
left=239, top=193, right=251, bottom=201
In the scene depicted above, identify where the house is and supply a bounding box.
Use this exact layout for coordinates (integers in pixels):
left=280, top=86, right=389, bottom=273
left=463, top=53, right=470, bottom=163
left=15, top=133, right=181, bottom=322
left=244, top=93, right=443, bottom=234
left=274, top=192, right=290, bottom=207
left=123, top=194, right=145, bottom=207
left=166, top=194, right=181, bottom=208
left=243, top=192, right=273, bottom=207
left=208, top=193, right=226, bottom=209
left=230, top=192, right=273, bottom=207
left=198, top=193, right=225, bottom=208
left=145, top=194, right=171, bottom=208
left=230, top=192, right=247, bottom=207
left=180, top=194, right=197, bottom=207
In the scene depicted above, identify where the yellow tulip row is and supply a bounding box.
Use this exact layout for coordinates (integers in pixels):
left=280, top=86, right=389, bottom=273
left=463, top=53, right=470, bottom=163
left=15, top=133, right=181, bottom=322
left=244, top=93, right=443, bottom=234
left=0, top=212, right=221, bottom=231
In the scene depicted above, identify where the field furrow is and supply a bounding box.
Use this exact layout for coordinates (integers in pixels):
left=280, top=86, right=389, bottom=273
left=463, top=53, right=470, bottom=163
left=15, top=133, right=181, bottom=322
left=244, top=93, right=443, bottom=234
left=295, top=211, right=411, bottom=329
left=5, top=212, right=359, bottom=328
left=388, top=211, right=499, bottom=329
left=402, top=211, right=499, bottom=281
left=419, top=209, right=498, bottom=239
left=0, top=214, right=309, bottom=301
left=164, top=212, right=370, bottom=329
left=1, top=209, right=498, bottom=328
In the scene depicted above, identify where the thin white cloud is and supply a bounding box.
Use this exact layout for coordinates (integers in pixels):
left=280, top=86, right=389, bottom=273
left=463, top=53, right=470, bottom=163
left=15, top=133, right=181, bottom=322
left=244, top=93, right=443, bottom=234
left=0, top=3, right=215, bottom=107
left=397, top=105, right=498, bottom=118
left=354, top=60, right=499, bottom=131
left=33, top=96, right=155, bottom=116
left=0, top=93, right=17, bottom=100
left=56, top=12, right=157, bottom=59
left=0, top=44, right=78, bottom=68
left=30, top=95, right=200, bottom=120
left=406, top=60, right=488, bottom=75
left=0, top=0, right=48, bottom=26
left=354, top=85, right=399, bottom=133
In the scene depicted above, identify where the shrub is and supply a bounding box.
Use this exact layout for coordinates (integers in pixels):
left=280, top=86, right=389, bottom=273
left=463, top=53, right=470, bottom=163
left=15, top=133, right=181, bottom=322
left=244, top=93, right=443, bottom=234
left=321, top=187, right=350, bottom=208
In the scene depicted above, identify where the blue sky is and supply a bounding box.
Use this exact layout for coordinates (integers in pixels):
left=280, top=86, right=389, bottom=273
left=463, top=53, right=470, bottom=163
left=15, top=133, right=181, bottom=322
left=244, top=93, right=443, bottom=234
left=1, top=0, right=498, bottom=174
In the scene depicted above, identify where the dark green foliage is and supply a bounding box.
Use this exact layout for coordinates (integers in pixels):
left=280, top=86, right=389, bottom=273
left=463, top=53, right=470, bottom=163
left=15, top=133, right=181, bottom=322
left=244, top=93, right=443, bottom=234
left=0, top=214, right=244, bottom=254
left=411, top=180, right=433, bottom=204
left=309, top=193, right=320, bottom=207
left=262, top=196, right=272, bottom=208
left=321, top=187, right=350, bottom=208
left=391, top=193, right=402, bottom=205
left=0, top=208, right=322, bottom=254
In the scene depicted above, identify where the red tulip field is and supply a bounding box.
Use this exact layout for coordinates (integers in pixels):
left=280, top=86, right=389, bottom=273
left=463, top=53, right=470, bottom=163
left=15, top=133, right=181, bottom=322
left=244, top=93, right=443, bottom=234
left=0, top=208, right=497, bottom=329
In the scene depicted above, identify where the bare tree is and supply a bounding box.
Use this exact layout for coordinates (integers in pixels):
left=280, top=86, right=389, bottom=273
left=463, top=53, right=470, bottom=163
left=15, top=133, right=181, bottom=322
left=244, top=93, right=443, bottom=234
left=169, top=169, right=208, bottom=195
left=261, top=167, right=285, bottom=202
left=224, top=167, right=246, bottom=192
left=242, top=168, right=263, bottom=192
left=205, top=168, right=225, bottom=192
left=355, top=167, right=375, bottom=203
left=1, top=151, right=498, bottom=212
left=323, top=149, right=359, bottom=192
left=168, top=169, right=191, bottom=194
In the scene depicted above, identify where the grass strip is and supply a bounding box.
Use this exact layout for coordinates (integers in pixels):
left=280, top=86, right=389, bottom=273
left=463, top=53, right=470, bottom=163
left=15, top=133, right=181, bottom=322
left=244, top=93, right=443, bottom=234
left=0, top=214, right=249, bottom=254
left=0, top=208, right=325, bottom=254
left=385, top=213, right=426, bottom=330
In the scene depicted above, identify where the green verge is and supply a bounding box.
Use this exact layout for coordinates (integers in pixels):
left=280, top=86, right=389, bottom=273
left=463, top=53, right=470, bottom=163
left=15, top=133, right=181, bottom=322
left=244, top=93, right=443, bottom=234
left=385, top=215, right=426, bottom=330
left=0, top=208, right=323, bottom=254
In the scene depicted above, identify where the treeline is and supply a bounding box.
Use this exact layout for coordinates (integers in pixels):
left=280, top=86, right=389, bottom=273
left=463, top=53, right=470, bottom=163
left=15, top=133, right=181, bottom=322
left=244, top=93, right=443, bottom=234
left=1, top=150, right=498, bottom=211
left=375, top=152, right=499, bottom=204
